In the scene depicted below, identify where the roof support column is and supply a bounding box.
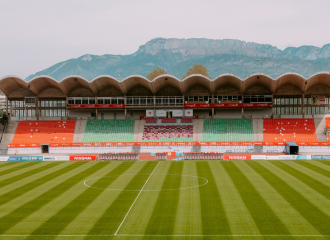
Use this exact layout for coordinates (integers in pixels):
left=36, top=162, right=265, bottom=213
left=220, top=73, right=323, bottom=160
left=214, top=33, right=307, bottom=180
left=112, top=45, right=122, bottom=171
left=242, top=94, right=244, bottom=118
left=125, top=108, right=127, bottom=120
left=212, top=108, right=214, bottom=119
left=95, top=95, right=98, bottom=120
left=271, top=94, right=274, bottom=118
left=36, top=96, right=39, bottom=120
left=6, top=97, right=8, bottom=117
left=302, top=93, right=305, bottom=118
left=66, top=96, right=68, bottom=120
left=212, top=94, right=214, bottom=104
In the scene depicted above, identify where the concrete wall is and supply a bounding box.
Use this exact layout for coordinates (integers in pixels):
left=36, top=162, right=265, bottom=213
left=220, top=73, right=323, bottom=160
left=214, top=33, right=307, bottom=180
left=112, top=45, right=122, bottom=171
left=244, top=109, right=272, bottom=118
left=8, top=147, right=41, bottom=155
left=98, top=111, right=125, bottom=120
left=214, top=109, right=242, bottom=119
left=69, top=110, right=93, bottom=120
left=127, top=110, right=146, bottom=120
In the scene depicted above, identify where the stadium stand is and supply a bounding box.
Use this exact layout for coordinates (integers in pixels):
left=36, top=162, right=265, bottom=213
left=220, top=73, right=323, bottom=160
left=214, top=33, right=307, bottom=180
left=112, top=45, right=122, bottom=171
left=82, top=120, right=134, bottom=142
left=181, top=118, right=193, bottom=123
left=162, top=118, right=177, bottom=123
left=202, top=119, right=254, bottom=142
left=263, top=119, right=317, bottom=142
left=11, top=120, right=76, bottom=144
left=146, top=118, right=157, bottom=123
left=142, top=125, right=193, bottom=142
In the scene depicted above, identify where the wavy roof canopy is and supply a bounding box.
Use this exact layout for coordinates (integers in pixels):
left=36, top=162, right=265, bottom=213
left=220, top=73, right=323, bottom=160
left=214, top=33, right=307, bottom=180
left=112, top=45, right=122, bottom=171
left=1, top=72, right=330, bottom=98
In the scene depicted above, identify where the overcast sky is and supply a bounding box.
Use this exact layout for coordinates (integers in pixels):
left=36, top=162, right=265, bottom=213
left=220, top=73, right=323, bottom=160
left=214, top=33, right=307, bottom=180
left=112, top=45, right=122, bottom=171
left=1, top=0, right=330, bottom=79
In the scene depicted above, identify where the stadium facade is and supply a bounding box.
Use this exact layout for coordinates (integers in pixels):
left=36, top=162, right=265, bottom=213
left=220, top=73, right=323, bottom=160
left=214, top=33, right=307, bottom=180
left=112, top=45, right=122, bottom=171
left=1, top=72, right=330, bottom=158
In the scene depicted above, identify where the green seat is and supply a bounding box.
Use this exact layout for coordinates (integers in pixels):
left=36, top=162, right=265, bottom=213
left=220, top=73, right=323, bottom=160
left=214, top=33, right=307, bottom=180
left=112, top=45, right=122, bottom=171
left=82, top=120, right=135, bottom=142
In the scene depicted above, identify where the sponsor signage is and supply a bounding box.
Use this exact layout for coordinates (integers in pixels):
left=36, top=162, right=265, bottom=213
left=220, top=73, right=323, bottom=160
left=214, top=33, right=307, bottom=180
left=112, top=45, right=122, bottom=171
left=224, top=155, right=251, bottom=160
left=251, top=155, right=266, bottom=160
left=185, top=109, right=193, bottom=117
left=8, top=156, right=19, bottom=161
left=155, top=110, right=167, bottom=117
left=0, top=157, right=9, bottom=161
left=69, top=156, right=97, bottom=161
left=184, top=103, right=270, bottom=108
left=266, top=156, right=280, bottom=160
left=311, top=155, right=330, bottom=160
left=172, top=110, right=183, bottom=117
left=20, top=156, right=43, bottom=161
left=8, top=143, right=40, bottom=148
left=43, top=156, right=70, bottom=161
left=68, top=104, right=125, bottom=108
left=296, top=155, right=312, bottom=160
left=146, top=110, right=154, bottom=117
left=278, top=155, right=297, bottom=160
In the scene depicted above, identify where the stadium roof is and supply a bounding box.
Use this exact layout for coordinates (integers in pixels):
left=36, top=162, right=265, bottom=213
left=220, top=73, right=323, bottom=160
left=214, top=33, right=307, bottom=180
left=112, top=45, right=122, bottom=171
left=1, top=72, right=330, bottom=98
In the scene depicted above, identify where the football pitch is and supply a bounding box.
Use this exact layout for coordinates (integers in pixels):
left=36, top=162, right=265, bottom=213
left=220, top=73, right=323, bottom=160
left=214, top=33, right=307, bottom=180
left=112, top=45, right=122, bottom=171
left=0, top=160, right=330, bottom=240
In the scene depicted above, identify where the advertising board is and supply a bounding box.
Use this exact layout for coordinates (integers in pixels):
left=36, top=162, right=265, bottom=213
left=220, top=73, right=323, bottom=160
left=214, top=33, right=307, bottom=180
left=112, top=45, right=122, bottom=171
left=146, top=110, right=154, bottom=117
left=69, top=156, right=97, bottom=161
left=155, top=110, right=166, bottom=117
left=172, top=110, right=183, bottom=117
left=184, top=109, right=193, bottom=116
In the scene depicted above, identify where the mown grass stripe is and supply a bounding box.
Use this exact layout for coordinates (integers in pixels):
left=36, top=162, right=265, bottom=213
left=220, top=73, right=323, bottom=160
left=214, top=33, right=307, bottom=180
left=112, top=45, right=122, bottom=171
left=27, top=162, right=135, bottom=237
left=143, top=161, right=184, bottom=236
left=0, top=162, right=24, bottom=170
left=173, top=161, right=203, bottom=235
left=309, top=161, right=330, bottom=172
left=284, top=162, right=330, bottom=188
left=248, top=161, right=330, bottom=235
left=235, top=162, right=319, bottom=236
left=87, top=161, right=158, bottom=235
left=0, top=162, right=39, bottom=176
left=272, top=162, right=330, bottom=201
left=223, top=161, right=290, bottom=235
left=196, top=161, right=231, bottom=235
left=0, top=162, right=106, bottom=234
left=318, top=161, right=330, bottom=167
left=0, top=162, right=61, bottom=188
left=59, top=161, right=148, bottom=236
left=0, top=162, right=82, bottom=207
left=116, top=162, right=170, bottom=235
left=209, top=162, right=260, bottom=235
left=295, top=161, right=330, bottom=178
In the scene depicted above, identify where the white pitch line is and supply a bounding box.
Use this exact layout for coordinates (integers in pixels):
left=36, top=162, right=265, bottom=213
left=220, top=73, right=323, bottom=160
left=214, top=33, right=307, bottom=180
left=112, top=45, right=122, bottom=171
left=114, top=161, right=160, bottom=235
left=0, top=234, right=329, bottom=237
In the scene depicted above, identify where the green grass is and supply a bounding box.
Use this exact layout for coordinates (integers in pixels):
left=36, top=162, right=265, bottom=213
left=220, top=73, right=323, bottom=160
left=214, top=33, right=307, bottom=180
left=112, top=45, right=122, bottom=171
left=0, top=161, right=330, bottom=240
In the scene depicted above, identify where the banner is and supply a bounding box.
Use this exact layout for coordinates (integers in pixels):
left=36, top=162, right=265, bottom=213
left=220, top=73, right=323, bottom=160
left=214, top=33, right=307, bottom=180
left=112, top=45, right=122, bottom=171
left=68, top=104, right=125, bottom=108
left=69, top=156, right=97, bottom=161
left=184, top=103, right=270, bottom=108
left=296, top=155, right=312, bottom=160
left=155, top=110, right=166, bottom=117
left=146, top=110, right=154, bottom=117
left=19, top=156, right=43, bottom=161
left=185, top=109, right=193, bottom=116
left=251, top=155, right=266, bottom=160
left=8, top=143, right=40, bottom=148
left=43, top=156, right=70, bottom=161
left=172, top=110, right=183, bottom=117
left=278, top=155, right=297, bottom=160
left=224, top=155, right=251, bottom=160
left=0, top=157, right=9, bottom=161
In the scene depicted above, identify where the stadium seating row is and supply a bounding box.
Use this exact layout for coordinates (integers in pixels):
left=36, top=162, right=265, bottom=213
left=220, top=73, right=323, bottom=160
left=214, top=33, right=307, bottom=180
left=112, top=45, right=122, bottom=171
left=9, top=118, right=325, bottom=145
left=142, top=125, right=193, bottom=142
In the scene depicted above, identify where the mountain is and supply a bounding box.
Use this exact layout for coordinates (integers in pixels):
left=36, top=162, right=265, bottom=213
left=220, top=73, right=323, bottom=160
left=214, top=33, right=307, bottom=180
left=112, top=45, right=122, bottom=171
left=26, top=38, right=330, bottom=81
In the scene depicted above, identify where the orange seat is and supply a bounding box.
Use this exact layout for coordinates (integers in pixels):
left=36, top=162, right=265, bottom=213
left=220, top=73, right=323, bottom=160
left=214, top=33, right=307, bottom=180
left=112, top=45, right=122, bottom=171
left=11, top=120, right=76, bottom=144
left=263, top=119, right=317, bottom=143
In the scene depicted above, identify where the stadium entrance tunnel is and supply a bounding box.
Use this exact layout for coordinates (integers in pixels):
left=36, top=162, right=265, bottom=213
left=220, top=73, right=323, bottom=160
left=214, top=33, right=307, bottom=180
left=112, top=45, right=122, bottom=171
left=84, top=174, right=208, bottom=191
left=41, top=144, right=49, bottom=153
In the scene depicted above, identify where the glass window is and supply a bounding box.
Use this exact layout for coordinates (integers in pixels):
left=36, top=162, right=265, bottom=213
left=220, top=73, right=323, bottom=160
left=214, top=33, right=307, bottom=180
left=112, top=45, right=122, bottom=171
left=140, top=98, right=146, bottom=105
left=118, top=98, right=125, bottom=104
left=89, top=99, right=95, bottom=104
left=82, top=98, right=88, bottom=104
left=68, top=99, right=74, bottom=104
left=75, top=99, right=81, bottom=104
left=111, top=98, right=117, bottom=104
left=105, top=99, right=110, bottom=104
left=297, top=107, right=302, bottom=114
left=133, top=98, right=139, bottom=106
left=98, top=99, right=104, bottom=104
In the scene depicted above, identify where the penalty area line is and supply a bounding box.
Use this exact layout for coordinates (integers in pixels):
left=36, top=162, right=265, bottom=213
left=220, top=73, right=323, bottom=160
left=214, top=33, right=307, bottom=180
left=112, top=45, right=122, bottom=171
left=114, top=161, right=160, bottom=236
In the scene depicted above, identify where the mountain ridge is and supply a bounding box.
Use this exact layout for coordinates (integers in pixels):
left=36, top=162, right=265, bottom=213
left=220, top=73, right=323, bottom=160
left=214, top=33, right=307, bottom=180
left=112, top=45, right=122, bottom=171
left=26, top=38, right=330, bottom=81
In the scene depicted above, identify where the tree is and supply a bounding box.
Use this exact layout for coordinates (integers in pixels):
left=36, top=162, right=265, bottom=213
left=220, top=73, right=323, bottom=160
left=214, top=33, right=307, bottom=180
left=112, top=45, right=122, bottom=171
left=147, top=67, right=168, bottom=81
left=182, top=64, right=210, bottom=79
